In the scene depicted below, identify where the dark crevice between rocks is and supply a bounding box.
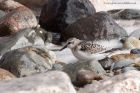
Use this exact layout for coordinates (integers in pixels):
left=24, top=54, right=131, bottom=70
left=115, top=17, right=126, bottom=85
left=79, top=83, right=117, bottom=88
left=39, top=0, right=68, bottom=33
left=57, top=0, right=69, bottom=32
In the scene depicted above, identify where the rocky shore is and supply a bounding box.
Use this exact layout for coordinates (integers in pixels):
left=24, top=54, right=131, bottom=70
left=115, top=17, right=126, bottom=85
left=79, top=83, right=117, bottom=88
left=0, top=0, right=140, bottom=93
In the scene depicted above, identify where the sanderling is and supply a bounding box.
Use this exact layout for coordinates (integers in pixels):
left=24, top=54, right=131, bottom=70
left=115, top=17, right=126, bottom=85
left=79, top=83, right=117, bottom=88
left=60, top=38, right=124, bottom=61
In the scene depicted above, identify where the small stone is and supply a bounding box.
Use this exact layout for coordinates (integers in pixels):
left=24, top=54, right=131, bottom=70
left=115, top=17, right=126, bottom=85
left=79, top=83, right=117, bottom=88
left=63, top=60, right=106, bottom=82
left=131, top=48, right=140, bottom=54
left=112, top=60, right=134, bottom=70
left=122, top=66, right=137, bottom=73
left=75, top=69, right=103, bottom=87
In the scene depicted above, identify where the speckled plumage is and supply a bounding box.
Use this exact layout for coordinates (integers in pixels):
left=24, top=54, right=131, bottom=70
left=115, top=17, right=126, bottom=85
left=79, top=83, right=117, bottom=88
left=61, top=38, right=123, bottom=61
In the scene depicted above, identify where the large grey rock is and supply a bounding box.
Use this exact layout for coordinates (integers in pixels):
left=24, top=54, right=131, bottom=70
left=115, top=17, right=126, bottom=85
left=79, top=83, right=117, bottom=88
left=0, top=46, right=56, bottom=77
left=61, top=12, right=128, bottom=41
left=0, top=71, right=76, bottom=93
left=39, top=0, right=96, bottom=33
left=0, top=28, right=52, bottom=55
left=78, top=70, right=140, bottom=93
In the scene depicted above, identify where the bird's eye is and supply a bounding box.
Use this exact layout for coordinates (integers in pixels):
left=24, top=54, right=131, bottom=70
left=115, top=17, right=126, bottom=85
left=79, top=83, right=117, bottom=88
left=68, top=42, right=71, bottom=44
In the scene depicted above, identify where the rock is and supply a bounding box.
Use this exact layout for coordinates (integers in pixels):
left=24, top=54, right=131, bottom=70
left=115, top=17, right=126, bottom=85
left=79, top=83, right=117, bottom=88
left=108, top=9, right=140, bottom=35
left=112, top=60, right=134, bottom=70
left=100, top=53, right=139, bottom=70
left=122, top=66, right=137, bottom=73
left=0, top=0, right=23, bottom=11
left=34, top=27, right=53, bottom=44
left=62, top=60, right=106, bottom=82
left=39, top=0, right=96, bottom=33
left=61, top=12, right=127, bottom=41
left=14, top=0, right=46, bottom=17
left=0, top=68, right=16, bottom=80
left=0, top=46, right=56, bottom=77
left=99, top=58, right=113, bottom=70
left=0, top=10, right=5, bottom=18
left=75, top=69, right=103, bottom=87
left=123, top=36, right=140, bottom=49
left=129, top=29, right=140, bottom=39
left=131, top=48, right=140, bottom=54
left=0, top=0, right=37, bottom=36
left=0, top=28, right=51, bottom=55
left=108, top=9, right=140, bottom=20
left=0, top=71, right=76, bottom=93
left=78, top=70, right=140, bottom=93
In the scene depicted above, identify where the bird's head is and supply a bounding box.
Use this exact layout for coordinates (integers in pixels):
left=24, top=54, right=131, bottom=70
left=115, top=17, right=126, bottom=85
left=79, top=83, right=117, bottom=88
left=60, top=38, right=81, bottom=51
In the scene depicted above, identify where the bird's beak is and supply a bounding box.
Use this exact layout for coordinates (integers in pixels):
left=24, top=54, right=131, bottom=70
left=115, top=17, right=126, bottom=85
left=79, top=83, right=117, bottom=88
left=60, top=43, right=68, bottom=51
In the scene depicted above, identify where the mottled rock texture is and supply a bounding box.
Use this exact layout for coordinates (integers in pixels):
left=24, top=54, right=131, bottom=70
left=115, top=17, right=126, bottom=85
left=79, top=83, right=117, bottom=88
left=0, top=0, right=37, bottom=36
left=0, top=46, right=56, bottom=77
left=39, top=0, right=96, bottom=33
left=61, top=12, right=127, bottom=41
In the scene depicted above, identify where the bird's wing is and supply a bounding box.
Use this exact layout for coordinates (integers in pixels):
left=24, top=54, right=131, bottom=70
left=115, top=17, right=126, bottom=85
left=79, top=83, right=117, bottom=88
left=79, top=41, right=107, bottom=54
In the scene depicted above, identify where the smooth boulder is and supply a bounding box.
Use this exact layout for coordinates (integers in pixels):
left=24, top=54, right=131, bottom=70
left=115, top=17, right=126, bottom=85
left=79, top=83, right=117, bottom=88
left=61, top=12, right=128, bottom=41
left=0, top=0, right=38, bottom=36
left=0, top=71, right=76, bottom=93
left=39, top=0, right=96, bottom=32
left=0, top=46, right=56, bottom=77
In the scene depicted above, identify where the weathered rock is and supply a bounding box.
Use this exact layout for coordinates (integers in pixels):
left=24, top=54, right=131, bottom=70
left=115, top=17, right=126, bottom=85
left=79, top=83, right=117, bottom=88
left=0, top=71, right=76, bottom=93
left=0, top=0, right=37, bottom=36
left=0, top=0, right=23, bottom=11
left=62, top=60, right=106, bottom=82
left=100, top=53, right=139, bottom=70
left=61, top=12, right=127, bottom=41
left=78, top=70, right=140, bottom=93
left=112, top=60, right=134, bottom=70
left=131, top=48, right=140, bottom=54
left=75, top=69, right=103, bottom=87
left=39, top=0, right=96, bottom=33
left=108, top=9, right=140, bottom=20
left=0, top=10, right=5, bottom=18
left=0, top=68, right=16, bottom=80
left=0, top=46, right=56, bottom=77
left=122, top=66, right=137, bottom=73
left=0, top=28, right=52, bottom=55
left=15, top=0, right=46, bottom=17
